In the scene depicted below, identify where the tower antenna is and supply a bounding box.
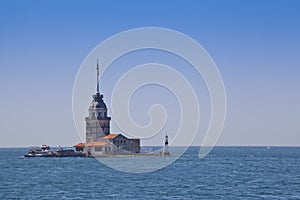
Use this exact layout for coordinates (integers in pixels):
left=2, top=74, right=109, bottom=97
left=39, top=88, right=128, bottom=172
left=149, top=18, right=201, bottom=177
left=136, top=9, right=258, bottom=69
left=96, top=59, right=99, bottom=94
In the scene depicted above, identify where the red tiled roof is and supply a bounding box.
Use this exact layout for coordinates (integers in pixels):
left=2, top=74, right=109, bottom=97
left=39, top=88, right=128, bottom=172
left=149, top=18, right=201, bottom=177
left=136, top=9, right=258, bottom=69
left=85, top=141, right=108, bottom=147
left=103, top=134, right=119, bottom=139
left=74, top=143, right=84, bottom=147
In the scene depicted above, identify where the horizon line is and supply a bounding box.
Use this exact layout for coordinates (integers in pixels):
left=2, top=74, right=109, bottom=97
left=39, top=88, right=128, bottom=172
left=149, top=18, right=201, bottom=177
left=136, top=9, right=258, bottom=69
left=1, top=145, right=300, bottom=148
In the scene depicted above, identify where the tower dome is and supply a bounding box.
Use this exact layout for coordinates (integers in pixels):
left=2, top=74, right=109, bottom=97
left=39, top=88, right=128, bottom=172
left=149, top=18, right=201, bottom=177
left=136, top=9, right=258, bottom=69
left=89, top=93, right=107, bottom=109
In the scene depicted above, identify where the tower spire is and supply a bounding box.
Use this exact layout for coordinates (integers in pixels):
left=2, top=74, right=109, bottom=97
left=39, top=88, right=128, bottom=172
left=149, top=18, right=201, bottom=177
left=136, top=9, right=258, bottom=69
left=96, top=59, right=99, bottom=94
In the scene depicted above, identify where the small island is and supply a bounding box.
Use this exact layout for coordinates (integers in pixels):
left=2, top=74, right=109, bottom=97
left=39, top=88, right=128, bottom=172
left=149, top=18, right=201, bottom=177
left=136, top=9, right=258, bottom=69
left=24, top=61, right=169, bottom=158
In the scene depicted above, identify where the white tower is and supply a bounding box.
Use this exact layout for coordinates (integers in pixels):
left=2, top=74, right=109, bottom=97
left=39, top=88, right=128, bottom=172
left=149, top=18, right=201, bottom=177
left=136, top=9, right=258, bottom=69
left=162, top=134, right=170, bottom=156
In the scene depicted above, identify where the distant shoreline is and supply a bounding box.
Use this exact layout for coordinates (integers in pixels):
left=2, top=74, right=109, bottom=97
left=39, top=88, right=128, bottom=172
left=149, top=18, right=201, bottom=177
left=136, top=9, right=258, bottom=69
left=1, top=145, right=300, bottom=149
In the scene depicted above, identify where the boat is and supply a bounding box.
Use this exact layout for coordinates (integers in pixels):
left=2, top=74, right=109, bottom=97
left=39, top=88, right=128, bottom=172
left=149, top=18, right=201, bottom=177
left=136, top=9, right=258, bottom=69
left=55, top=146, right=85, bottom=157
left=24, top=145, right=85, bottom=157
left=24, top=144, right=55, bottom=157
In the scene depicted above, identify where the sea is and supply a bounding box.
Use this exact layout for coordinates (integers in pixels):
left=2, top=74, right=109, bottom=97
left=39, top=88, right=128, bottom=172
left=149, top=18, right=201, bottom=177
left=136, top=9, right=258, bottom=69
left=1, top=146, right=300, bottom=199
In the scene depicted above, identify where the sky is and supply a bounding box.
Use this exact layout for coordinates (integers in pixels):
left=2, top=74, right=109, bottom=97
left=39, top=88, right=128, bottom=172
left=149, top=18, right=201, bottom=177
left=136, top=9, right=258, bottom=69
left=0, top=0, right=299, bottom=147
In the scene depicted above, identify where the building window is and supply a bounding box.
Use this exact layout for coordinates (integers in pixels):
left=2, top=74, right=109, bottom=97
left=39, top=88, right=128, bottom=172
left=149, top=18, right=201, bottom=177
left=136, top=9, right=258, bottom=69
left=95, top=146, right=102, bottom=151
left=105, top=147, right=111, bottom=152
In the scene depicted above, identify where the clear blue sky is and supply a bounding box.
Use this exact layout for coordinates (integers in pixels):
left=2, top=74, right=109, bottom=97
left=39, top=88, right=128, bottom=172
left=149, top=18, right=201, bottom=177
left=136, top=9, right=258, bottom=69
left=0, top=0, right=299, bottom=147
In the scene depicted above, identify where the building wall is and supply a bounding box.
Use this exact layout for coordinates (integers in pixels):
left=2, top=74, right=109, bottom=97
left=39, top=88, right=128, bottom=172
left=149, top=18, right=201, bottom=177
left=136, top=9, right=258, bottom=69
left=85, top=119, right=111, bottom=142
left=86, top=119, right=103, bottom=142
left=84, top=143, right=114, bottom=156
left=112, top=135, right=140, bottom=153
left=130, top=139, right=140, bottom=153
left=83, top=135, right=140, bottom=156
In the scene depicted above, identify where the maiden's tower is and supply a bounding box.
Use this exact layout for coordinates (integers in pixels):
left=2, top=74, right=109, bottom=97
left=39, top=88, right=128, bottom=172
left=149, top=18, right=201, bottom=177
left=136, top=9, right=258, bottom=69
left=74, top=61, right=140, bottom=156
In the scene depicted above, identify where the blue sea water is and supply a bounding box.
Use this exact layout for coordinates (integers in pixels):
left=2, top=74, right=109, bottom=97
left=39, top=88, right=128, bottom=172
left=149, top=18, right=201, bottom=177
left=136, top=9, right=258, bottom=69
left=1, top=147, right=300, bottom=199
